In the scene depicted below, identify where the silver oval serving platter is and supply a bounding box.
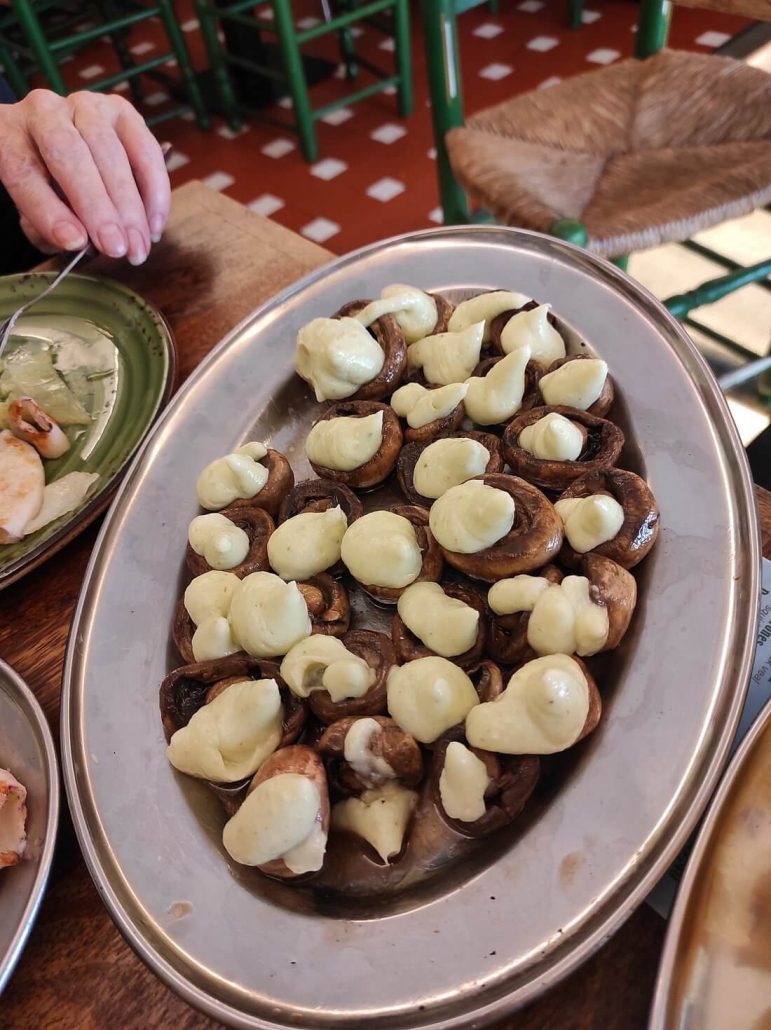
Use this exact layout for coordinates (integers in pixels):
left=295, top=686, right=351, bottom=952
left=650, top=697, right=771, bottom=1029
left=0, top=659, right=59, bottom=993
left=62, top=227, right=759, bottom=1028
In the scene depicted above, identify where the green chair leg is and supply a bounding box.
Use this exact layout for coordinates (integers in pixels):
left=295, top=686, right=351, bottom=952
left=10, top=0, right=68, bottom=94
left=612, top=255, right=629, bottom=271
left=488, top=0, right=499, bottom=12
left=196, top=0, right=242, bottom=131
left=156, top=0, right=210, bottom=129
left=98, top=0, right=145, bottom=104
left=394, top=0, right=412, bottom=117
left=273, top=0, right=318, bottom=162
left=0, top=36, right=29, bottom=97
left=338, top=25, right=358, bottom=80
left=550, top=218, right=588, bottom=247
left=568, top=0, right=582, bottom=29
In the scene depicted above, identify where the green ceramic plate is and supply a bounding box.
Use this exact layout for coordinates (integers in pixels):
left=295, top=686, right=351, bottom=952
left=0, top=272, right=175, bottom=589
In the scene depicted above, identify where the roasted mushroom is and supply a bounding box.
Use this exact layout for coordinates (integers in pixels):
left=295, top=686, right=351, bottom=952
left=431, top=735, right=540, bottom=838
left=556, top=467, right=660, bottom=569
left=224, top=745, right=330, bottom=878
left=489, top=300, right=566, bottom=367
left=307, top=629, right=396, bottom=724
left=196, top=443, right=294, bottom=518
left=430, top=474, right=563, bottom=582
left=530, top=354, right=614, bottom=418
left=396, top=430, right=503, bottom=507
left=390, top=382, right=467, bottom=443
left=502, top=406, right=624, bottom=493
left=278, top=478, right=364, bottom=525
left=340, top=504, right=443, bottom=604
left=466, top=654, right=602, bottom=755
left=159, top=654, right=306, bottom=744
left=464, top=351, right=544, bottom=427
left=487, top=554, right=636, bottom=661
left=318, top=715, right=423, bottom=793
left=297, top=574, right=351, bottom=637
left=186, top=506, right=274, bottom=578
left=486, top=565, right=563, bottom=665
left=392, top=581, right=487, bottom=669
left=306, top=400, right=403, bottom=490
left=333, top=299, right=407, bottom=400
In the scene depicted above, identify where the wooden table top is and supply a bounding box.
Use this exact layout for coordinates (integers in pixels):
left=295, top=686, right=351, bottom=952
left=1, top=180, right=769, bottom=1029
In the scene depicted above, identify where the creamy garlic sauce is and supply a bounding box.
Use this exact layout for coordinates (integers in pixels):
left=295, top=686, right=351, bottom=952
left=413, top=437, right=490, bottom=499
left=184, top=570, right=240, bottom=626
left=191, top=615, right=241, bottom=662
left=526, top=576, right=609, bottom=656
left=499, top=304, right=565, bottom=365
left=429, top=479, right=515, bottom=554
left=332, top=782, right=418, bottom=864
left=305, top=410, right=384, bottom=471
left=196, top=442, right=270, bottom=511
left=386, top=656, right=479, bottom=743
left=540, top=358, right=608, bottom=410
left=295, top=317, right=385, bottom=401
left=340, top=510, right=423, bottom=588
left=343, top=718, right=396, bottom=785
left=380, top=284, right=438, bottom=342
left=222, top=773, right=325, bottom=871
left=518, top=411, right=584, bottom=461
left=439, top=741, right=490, bottom=822
left=280, top=636, right=375, bottom=702
left=167, top=678, right=283, bottom=782
left=390, top=381, right=468, bottom=428
left=229, top=572, right=311, bottom=657
left=463, top=346, right=531, bottom=425
left=188, top=512, right=250, bottom=570
left=555, top=494, right=624, bottom=552
left=407, top=322, right=484, bottom=385
left=267, top=506, right=348, bottom=580
left=448, top=291, right=531, bottom=341
left=397, top=581, right=479, bottom=657
left=466, top=654, right=589, bottom=754
left=488, top=574, right=549, bottom=616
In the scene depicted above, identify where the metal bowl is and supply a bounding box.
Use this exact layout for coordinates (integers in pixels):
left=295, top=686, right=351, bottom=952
left=650, top=697, right=771, bottom=1029
left=61, top=227, right=759, bottom=1028
left=0, top=659, right=59, bottom=993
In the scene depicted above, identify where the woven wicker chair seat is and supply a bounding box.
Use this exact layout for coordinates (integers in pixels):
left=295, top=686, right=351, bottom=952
left=446, top=50, right=771, bottom=257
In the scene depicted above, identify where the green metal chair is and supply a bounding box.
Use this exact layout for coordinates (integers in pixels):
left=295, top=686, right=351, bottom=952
left=421, top=0, right=771, bottom=367
left=195, top=0, right=413, bottom=162
left=0, top=0, right=209, bottom=127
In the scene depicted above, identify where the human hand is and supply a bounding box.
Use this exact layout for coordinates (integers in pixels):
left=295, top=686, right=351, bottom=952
left=0, top=89, right=171, bottom=264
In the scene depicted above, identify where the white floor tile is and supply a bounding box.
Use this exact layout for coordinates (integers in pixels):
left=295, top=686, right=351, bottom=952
left=538, top=76, right=562, bottom=89
left=517, top=0, right=544, bottom=10
left=378, top=38, right=396, bottom=52
left=479, top=63, right=513, bottom=81
left=202, top=171, right=235, bottom=191
left=217, top=125, right=250, bottom=139
left=165, top=151, right=190, bottom=172
left=297, top=16, right=321, bottom=29
left=370, top=123, right=407, bottom=144
left=321, top=107, right=354, bottom=125
left=130, top=41, right=155, bottom=56
left=181, top=18, right=199, bottom=32
left=262, top=138, right=296, bottom=159
left=428, top=207, right=443, bottom=224
left=277, top=96, right=294, bottom=109
left=366, top=177, right=405, bottom=202
left=582, top=9, right=601, bottom=22
left=586, top=48, right=620, bottom=64
left=79, top=64, right=104, bottom=80
left=302, top=217, right=341, bottom=243
left=311, top=158, right=348, bottom=181
left=473, top=23, right=504, bottom=39
left=695, top=30, right=731, bottom=47
left=248, top=194, right=285, bottom=217
left=144, top=91, right=169, bottom=107
left=527, top=36, right=559, bottom=52
left=427, top=147, right=437, bottom=160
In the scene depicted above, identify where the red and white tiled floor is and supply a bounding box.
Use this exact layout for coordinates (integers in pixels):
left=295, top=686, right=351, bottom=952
left=44, top=0, right=750, bottom=254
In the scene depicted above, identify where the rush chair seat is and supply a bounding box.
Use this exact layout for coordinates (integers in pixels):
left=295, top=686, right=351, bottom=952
left=446, top=49, right=771, bottom=260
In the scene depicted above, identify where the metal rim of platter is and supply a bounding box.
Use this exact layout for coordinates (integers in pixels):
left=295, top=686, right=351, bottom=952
left=61, top=226, right=760, bottom=1029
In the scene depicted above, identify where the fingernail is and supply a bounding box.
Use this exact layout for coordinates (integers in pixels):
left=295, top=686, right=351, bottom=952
left=97, top=224, right=128, bottom=259
left=150, top=214, right=164, bottom=243
left=52, top=223, right=87, bottom=251
left=127, top=228, right=148, bottom=266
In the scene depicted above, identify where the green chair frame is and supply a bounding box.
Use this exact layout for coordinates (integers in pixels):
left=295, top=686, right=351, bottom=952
left=0, top=0, right=209, bottom=127
left=195, top=0, right=413, bottom=162
left=420, top=0, right=771, bottom=367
